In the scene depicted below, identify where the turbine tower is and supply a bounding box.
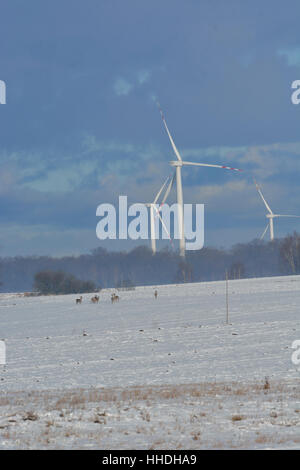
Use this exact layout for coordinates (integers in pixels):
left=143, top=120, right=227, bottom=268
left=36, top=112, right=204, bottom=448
left=254, top=180, right=300, bottom=241
left=158, top=103, right=243, bottom=257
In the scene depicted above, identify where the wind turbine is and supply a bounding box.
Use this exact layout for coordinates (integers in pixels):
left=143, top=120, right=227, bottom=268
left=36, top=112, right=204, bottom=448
left=144, top=175, right=175, bottom=254
left=157, top=103, right=243, bottom=257
left=254, top=180, right=300, bottom=241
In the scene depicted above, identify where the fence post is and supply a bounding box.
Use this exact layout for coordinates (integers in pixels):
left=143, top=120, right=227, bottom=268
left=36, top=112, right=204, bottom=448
left=225, top=270, right=229, bottom=324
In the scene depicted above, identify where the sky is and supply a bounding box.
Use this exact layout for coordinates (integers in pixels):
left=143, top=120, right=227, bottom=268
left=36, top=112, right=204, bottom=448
left=1, top=0, right=300, bottom=256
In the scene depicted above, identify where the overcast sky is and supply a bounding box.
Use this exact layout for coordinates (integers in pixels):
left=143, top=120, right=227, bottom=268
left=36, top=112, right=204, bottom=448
left=1, top=1, right=300, bottom=256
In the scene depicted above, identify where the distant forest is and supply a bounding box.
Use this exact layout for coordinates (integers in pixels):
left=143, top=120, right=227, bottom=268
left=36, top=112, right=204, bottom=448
left=1, top=232, right=300, bottom=293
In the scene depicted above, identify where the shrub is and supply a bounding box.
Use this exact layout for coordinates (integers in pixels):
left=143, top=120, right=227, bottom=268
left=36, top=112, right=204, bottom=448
left=34, top=270, right=97, bottom=295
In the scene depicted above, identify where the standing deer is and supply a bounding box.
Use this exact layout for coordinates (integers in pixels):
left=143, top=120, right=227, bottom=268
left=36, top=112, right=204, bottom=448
left=111, top=293, right=120, bottom=303
left=91, top=295, right=99, bottom=303
left=154, top=290, right=158, bottom=299
left=76, top=296, right=83, bottom=304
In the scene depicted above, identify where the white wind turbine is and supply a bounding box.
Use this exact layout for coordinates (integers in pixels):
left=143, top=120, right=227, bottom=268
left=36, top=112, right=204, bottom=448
left=145, top=175, right=175, bottom=254
left=158, top=104, right=243, bottom=257
left=254, top=180, right=300, bottom=241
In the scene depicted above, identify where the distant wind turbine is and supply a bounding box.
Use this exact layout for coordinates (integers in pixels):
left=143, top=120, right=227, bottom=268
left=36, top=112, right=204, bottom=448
left=144, top=175, right=174, bottom=254
left=254, top=180, right=300, bottom=241
left=157, top=103, right=243, bottom=257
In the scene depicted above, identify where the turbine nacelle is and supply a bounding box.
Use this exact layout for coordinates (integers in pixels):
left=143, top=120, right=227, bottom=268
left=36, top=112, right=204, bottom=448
left=170, top=160, right=183, bottom=167
left=266, top=214, right=282, bottom=219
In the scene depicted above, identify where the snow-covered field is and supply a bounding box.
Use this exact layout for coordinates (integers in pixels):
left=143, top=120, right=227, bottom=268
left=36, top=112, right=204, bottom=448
left=0, top=275, right=299, bottom=449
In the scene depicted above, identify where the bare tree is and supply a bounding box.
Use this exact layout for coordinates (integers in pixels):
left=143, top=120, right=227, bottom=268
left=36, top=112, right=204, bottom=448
left=279, top=232, right=300, bottom=274
left=229, top=262, right=245, bottom=280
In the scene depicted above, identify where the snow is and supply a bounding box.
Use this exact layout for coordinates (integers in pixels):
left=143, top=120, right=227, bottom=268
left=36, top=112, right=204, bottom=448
left=0, top=275, right=299, bottom=449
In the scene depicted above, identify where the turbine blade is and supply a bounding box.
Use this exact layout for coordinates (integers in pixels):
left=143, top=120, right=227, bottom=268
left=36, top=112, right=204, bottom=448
left=254, top=179, right=273, bottom=214
left=182, top=161, right=243, bottom=172
left=274, top=214, right=300, bottom=218
left=153, top=204, right=174, bottom=246
left=260, top=223, right=269, bottom=240
left=157, top=102, right=182, bottom=162
left=153, top=176, right=170, bottom=204
left=160, top=171, right=175, bottom=206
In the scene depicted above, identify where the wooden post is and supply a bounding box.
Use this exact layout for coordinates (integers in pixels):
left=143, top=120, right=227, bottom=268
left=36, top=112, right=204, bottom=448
left=225, top=270, right=229, bottom=324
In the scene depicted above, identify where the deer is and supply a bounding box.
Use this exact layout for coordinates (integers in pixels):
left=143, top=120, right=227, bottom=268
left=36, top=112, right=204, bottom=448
left=154, top=290, right=158, bottom=299
left=111, top=293, right=120, bottom=303
left=76, top=296, right=83, bottom=304
left=91, top=295, right=99, bottom=303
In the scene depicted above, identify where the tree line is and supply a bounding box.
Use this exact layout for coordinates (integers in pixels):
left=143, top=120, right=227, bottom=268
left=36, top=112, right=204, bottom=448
left=0, top=232, right=300, bottom=293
